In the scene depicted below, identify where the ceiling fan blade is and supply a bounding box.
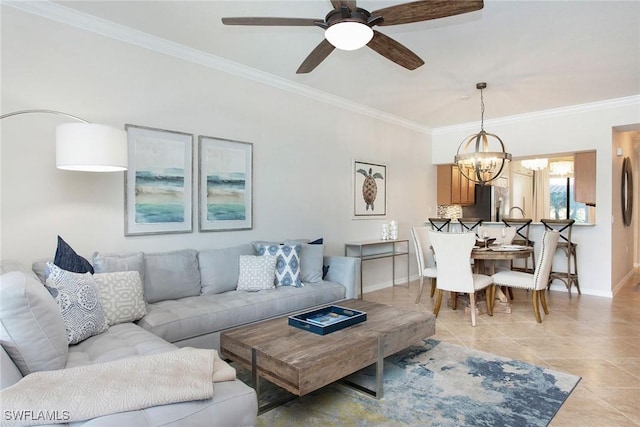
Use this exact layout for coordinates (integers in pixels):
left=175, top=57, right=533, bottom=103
left=372, top=0, right=483, bottom=26
left=297, top=39, right=336, bottom=74
left=367, top=30, right=424, bottom=70
left=222, top=17, right=319, bottom=26
left=330, top=1, right=357, bottom=11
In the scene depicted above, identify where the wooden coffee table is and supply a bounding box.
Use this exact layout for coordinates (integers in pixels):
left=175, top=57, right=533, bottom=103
left=220, top=299, right=435, bottom=413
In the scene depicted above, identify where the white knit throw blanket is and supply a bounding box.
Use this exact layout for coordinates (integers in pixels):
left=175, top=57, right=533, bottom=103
left=0, top=348, right=236, bottom=427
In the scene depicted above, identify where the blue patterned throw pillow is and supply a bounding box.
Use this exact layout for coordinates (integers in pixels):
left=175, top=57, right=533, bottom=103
left=254, top=243, right=302, bottom=287
left=45, top=262, right=108, bottom=344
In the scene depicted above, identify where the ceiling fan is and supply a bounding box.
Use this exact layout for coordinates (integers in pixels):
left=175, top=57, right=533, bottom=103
left=222, top=0, right=484, bottom=74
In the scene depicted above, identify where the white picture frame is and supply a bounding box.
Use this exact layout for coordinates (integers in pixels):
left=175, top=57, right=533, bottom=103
left=353, top=160, right=387, bottom=218
left=124, top=124, right=193, bottom=236
left=198, top=136, right=253, bottom=232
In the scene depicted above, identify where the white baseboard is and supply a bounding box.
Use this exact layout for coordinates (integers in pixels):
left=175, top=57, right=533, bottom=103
left=367, top=276, right=617, bottom=298
left=612, top=269, right=636, bottom=296
left=361, top=275, right=419, bottom=295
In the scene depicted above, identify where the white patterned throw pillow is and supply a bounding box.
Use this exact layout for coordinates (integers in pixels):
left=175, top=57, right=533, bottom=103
left=254, top=243, right=302, bottom=287
left=237, top=255, right=277, bottom=291
left=93, top=271, right=147, bottom=326
left=45, top=263, right=109, bottom=345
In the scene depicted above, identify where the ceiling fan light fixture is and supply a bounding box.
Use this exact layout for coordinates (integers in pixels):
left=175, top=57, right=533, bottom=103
left=325, top=22, right=373, bottom=51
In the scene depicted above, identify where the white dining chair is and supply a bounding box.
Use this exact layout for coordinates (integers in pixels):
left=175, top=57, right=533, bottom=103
left=410, top=227, right=438, bottom=303
left=491, top=230, right=560, bottom=323
left=428, top=231, right=495, bottom=327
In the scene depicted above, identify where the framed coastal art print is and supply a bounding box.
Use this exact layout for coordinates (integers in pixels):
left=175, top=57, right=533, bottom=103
left=198, top=136, right=253, bottom=231
left=124, top=124, right=193, bottom=236
left=353, top=160, right=387, bottom=218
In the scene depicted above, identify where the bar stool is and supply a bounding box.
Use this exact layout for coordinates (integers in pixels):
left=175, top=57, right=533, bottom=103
left=540, top=219, right=580, bottom=296
left=502, top=218, right=535, bottom=273
left=458, top=218, right=483, bottom=237
left=428, top=218, right=451, bottom=232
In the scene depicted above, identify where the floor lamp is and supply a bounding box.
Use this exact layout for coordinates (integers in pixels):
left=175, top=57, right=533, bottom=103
left=1, top=109, right=127, bottom=172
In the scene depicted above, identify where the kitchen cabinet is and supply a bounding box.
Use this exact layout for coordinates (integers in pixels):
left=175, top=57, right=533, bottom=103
left=574, top=151, right=596, bottom=206
left=437, top=164, right=475, bottom=205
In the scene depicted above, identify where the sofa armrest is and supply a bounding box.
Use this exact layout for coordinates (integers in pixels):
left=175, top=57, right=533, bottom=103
left=323, top=256, right=360, bottom=300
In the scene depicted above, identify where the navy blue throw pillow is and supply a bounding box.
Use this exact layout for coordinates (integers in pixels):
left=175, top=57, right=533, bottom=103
left=54, top=236, right=94, bottom=274
left=322, top=265, right=330, bottom=279
left=309, top=238, right=324, bottom=245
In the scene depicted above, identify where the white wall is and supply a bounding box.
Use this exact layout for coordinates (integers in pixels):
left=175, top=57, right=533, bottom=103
left=432, top=100, right=640, bottom=297
left=0, top=7, right=435, bottom=293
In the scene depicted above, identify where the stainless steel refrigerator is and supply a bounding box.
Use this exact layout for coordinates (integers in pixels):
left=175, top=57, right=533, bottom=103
left=462, top=185, right=510, bottom=222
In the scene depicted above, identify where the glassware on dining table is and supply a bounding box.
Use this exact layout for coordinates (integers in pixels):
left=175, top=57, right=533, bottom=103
left=482, top=230, right=490, bottom=248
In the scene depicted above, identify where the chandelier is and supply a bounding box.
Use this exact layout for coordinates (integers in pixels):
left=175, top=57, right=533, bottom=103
left=455, top=82, right=511, bottom=186
left=521, top=158, right=549, bottom=171
left=549, top=160, right=574, bottom=177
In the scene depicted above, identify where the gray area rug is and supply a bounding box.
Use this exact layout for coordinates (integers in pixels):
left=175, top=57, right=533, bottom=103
left=245, top=338, right=581, bottom=427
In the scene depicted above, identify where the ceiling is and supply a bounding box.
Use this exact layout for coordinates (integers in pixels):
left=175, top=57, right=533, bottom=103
left=45, top=1, right=640, bottom=129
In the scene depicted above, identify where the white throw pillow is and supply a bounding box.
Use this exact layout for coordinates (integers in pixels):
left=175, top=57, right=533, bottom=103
left=93, top=271, right=147, bottom=326
left=237, top=255, right=277, bottom=291
left=45, top=263, right=109, bottom=345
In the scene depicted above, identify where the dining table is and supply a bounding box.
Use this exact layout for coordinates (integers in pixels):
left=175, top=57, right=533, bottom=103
left=471, top=244, right=534, bottom=313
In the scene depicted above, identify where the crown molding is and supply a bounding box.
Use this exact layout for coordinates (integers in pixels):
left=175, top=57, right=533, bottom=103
left=433, top=95, right=640, bottom=136
left=5, top=1, right=432, bottom=135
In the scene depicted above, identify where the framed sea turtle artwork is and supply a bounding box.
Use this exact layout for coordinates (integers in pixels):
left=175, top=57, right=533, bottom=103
left=353, top=160, right=386, bottom=218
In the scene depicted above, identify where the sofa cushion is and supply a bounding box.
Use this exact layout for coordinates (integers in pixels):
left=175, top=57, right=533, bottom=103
left=199, top=244, right=255, bottom=295
left=54, top=235, right=94, bottom=274
left=254, top=243, right=302, bottom=287
left=46, top=263, right=109, bottom=345
left=65, top=323, right=177, bottom=368
left=138, top=281, right=347, bottom=344
left=93, top=251, right=145, bottom=286
left=64, top=323, right=257, bottom=426
left=93, top=271, right=147, bottom=326
left=286, top=241, right=324, bottom=283
left=143, top=249, right=201, bottom=303
left=237, top=255, right=277, bottom=292
left=0, top=271, right=69, bottom=376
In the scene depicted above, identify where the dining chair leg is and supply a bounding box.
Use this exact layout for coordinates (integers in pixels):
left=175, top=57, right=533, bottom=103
left=415, top=277, right=425, bottom=304
left=430, top=278, right=437, bottom=298
left=532, top=290, right=542, bottom=323
left=486, top=285, right=494, bottom=316
left=433, top=289, right=443, bottom=317
left=469, top=292, right=477, bottom=327
left=539, top=289, right=549, bottom=315
left=451, top=292, right=458, bottom=310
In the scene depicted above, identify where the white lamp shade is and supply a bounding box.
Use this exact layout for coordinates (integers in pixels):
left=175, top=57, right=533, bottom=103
left=325, top=22, right=374, bottom=51
left=56, top=123, right=127, bottom=172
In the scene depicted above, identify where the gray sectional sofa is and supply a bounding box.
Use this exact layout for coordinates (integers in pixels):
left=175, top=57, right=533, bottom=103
left=0, top=243, right=359, bottom=426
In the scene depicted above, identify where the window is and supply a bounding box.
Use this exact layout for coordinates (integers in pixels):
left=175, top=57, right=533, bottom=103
left=548, top=160, right=590, bottom=224
left=549, top=177, right=590, bottom=223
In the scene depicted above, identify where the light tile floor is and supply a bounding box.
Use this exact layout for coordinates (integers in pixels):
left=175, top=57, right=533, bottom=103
left=363, top=269, right=640, bottom=426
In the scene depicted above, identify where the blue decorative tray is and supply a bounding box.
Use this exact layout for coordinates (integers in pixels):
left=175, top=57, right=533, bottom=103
left=288, top=305, right=367, bottom=335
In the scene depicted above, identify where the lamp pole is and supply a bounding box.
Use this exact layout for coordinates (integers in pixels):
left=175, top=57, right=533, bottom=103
left=1, top=109, right=90, bottom=123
